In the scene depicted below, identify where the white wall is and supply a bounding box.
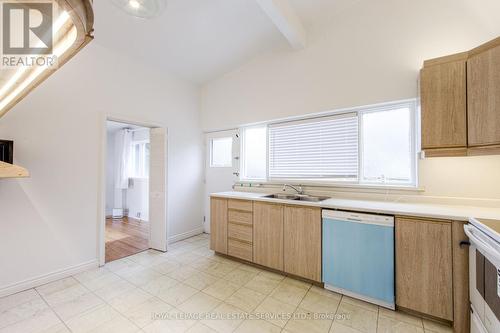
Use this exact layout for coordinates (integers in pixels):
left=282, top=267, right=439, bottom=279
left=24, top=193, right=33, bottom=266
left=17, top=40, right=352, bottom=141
left=0, top=43, right=204, bottom=293
left=127, top=178, right=149, bottom=221
left=201, top=0, right=500, bottom=201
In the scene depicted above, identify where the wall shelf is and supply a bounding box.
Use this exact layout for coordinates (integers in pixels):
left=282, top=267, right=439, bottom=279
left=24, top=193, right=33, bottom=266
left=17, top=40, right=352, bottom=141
left=0, top=161, right=29, bottom=179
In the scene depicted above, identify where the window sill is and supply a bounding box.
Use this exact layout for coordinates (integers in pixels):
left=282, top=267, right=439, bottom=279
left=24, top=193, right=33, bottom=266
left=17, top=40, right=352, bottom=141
left=236, top=180, right=424, bottom=193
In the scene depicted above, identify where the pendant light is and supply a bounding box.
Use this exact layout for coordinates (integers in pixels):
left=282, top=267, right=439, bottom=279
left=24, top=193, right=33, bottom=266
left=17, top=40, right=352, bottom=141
left=111, top=0, right=167, bottom=19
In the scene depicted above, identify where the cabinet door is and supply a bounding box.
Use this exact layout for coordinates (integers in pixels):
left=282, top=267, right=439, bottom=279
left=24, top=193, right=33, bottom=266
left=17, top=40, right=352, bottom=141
left=468, top=45, right=500, bottom=147
left=420, top=59, right=467, bottom=150
left=210, top=198, right=228, bottom=254
left=284, top=206, right=322, bottom=282
left=452, top=221, right=470, bottom=333
left=396, top=217, right=453, bottom=321
left=253, top=202, right=284, bottom=270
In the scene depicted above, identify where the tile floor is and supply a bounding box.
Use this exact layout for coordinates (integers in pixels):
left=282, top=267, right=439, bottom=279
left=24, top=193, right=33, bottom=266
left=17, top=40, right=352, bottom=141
left=0, top=234, right=454, bottom=333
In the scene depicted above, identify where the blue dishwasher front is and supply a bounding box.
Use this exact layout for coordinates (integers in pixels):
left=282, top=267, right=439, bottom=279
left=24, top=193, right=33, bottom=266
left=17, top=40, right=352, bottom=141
left=322, top=210, right=395, bottom=309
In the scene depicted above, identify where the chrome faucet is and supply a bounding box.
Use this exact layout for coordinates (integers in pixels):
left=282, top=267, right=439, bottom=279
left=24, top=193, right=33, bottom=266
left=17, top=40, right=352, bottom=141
left=282, top=184, right=304, bottom=195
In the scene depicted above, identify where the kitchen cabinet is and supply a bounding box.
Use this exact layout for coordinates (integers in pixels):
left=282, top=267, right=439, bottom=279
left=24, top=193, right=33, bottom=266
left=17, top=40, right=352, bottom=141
left=420, top=36, right=500, bottom=157
left=227, top=199, right=254, bottom=261
left=468, top=42, right=500, bottom=150
left=420, top=54, right=468, bottom=156
left=253, top=202, right=284, bottom=271
left=210, top=198, right=228, bottom=254
left=395, top=217, right=453, bottom=321
left=452, top=221, right=470, bottom=333
left=211, top=195, right=471, bottom=330
left=284, top=206, right=322, bottom=282
left=212, top=198, right=323, bottom=280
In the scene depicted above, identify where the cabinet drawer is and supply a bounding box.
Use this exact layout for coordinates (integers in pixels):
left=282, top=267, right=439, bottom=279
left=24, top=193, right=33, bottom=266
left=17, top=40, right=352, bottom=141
left=228, top=199, right=253, bottom=212
left=228, top=210, right=253, bottom=225
left=228, top=223, right=253, bottom=243
left=228, top=239, right=253, bottom=262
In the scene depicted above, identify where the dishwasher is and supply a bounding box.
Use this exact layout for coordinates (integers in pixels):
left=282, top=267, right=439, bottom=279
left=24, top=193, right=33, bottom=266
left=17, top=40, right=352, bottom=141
left=322, top=210, right=395, bottom=309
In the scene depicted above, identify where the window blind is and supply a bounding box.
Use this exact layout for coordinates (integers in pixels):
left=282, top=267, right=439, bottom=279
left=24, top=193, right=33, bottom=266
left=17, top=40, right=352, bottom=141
left=269, top=113, right=359, bottom=180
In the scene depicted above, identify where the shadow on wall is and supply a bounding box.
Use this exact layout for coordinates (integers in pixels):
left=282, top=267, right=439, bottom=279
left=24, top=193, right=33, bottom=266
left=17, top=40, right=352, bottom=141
left=0, top=180, right=78, bottom=287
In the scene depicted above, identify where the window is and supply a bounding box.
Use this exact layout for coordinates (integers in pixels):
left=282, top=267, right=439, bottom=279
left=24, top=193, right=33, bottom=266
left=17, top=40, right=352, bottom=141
left=240, top=100, right=417, bottom=187
left=129, top=142, right=150, bottom=178
left=210, top=137, right=233, bottom=167
left=241, top=126, right=267, bottom=180
left=269, top=114, right=358, bottom=180
left=361, top=107, right=413, bottom=184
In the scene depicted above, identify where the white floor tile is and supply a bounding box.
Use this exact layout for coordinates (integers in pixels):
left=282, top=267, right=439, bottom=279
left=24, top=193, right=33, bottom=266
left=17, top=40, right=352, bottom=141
left=0, top=290, right=41, bottom=313
left=0, top=308, right=61, bottom=333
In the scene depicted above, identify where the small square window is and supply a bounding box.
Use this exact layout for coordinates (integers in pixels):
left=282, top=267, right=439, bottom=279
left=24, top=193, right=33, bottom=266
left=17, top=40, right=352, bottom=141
left=210, top=137, right=233, bottom=167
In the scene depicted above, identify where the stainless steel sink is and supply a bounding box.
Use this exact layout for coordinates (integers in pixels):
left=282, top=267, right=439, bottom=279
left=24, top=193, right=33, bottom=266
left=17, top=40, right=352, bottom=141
left=264, top=193, right=300, bottom=200
left=264, top=193, right=330, bottom=202
left=297, top=195, right=330, bottom=202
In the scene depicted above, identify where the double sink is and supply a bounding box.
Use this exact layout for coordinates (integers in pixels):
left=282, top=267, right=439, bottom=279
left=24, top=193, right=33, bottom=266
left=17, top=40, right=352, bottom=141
left=264, top=193, right=330, bottom=202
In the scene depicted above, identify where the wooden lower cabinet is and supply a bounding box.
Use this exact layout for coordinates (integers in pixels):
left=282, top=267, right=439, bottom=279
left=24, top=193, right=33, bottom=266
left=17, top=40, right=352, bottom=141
left=253, top=202, right=284, bottom=271
left=284, top=206, right=322, bottom=282
left=452, top=221, right=470, bottom=333
left=210, top=198, right=228, bottom=254
left=395, top=217, right=453, bottom=321
left=228, top=239, right=253, bottom=262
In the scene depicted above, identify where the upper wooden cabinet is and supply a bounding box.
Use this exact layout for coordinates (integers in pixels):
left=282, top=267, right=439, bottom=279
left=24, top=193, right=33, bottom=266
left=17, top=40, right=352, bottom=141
left=420, top=54, right=467, bottom=154
left=468, top=43, right=500, bottom=148
left=420, top=36, right=500, bottom=157
left=284, top=206, right=322, bottom=282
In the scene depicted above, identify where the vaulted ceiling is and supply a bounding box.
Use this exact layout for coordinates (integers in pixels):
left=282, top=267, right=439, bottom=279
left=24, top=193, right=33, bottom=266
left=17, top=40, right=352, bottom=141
left=93, top=0, right=500, bottom=85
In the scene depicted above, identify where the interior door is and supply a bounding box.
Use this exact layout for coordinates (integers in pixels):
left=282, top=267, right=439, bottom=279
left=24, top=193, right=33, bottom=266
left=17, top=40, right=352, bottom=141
left=204, top=130, right=239, bottom=233
left=149, top=128, right=168, bottom=251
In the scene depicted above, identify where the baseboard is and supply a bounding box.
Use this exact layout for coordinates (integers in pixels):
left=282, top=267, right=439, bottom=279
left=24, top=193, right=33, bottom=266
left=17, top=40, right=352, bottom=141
left=168, top=227, right=204, bottom=244
left=0, top=259, right=99, bottom=298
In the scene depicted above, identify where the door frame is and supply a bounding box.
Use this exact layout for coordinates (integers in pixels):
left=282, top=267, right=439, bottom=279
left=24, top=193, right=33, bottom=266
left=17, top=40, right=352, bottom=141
left=98, top=114, right=168, bottom=266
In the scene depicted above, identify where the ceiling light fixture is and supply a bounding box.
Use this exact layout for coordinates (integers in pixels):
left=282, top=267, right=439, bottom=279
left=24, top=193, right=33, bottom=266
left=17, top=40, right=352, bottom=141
left=129, top=0, right=141, bottom=9
left=111, top=0, right=167, bottom=19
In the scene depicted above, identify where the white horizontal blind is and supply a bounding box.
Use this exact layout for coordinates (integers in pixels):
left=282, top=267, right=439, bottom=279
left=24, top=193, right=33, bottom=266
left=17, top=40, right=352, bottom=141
left=269, top=113, right=359, bottom=180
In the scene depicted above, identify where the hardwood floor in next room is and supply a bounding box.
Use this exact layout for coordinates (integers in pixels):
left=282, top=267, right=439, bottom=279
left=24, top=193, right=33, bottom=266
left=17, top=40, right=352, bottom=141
left=106, top=217, right=149, bottom=263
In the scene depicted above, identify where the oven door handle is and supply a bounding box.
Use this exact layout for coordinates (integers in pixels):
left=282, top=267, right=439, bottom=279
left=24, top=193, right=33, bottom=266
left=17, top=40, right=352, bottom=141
left=464, top=224, right=500, bottom=263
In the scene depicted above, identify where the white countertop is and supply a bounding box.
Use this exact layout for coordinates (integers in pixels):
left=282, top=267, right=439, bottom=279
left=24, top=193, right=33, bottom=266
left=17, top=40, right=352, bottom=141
left=211, top=191, right=500, bottom=221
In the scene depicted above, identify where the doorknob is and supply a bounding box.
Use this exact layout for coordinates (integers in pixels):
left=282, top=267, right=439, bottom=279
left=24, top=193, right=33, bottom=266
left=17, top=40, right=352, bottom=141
left=233, top=172, right=240, bottom=177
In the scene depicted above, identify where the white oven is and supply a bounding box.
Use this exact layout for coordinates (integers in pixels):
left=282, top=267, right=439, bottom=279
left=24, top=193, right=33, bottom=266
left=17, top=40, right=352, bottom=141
left=464, top=218, right=500, bottom=333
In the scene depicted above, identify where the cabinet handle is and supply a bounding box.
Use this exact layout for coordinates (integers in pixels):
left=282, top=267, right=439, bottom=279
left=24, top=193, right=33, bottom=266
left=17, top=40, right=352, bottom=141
left=460, top=240, right=471, bottom=248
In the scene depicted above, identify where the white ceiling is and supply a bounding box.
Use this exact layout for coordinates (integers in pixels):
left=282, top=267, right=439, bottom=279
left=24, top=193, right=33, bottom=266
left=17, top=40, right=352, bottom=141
left=94, top=0, right=290, bottom=84
left=94, top=0, right=500, bottom=85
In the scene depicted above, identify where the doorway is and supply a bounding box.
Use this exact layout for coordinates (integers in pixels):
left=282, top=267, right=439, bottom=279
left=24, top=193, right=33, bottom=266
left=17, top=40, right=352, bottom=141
left=105, top=121, right=151, bottom=263
left=204, top=130, right=240, bottom=233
